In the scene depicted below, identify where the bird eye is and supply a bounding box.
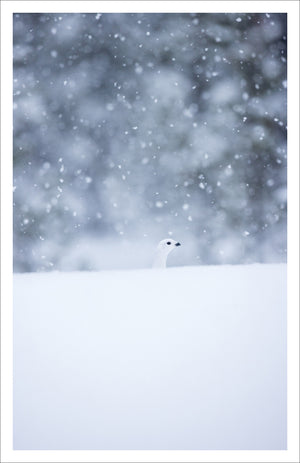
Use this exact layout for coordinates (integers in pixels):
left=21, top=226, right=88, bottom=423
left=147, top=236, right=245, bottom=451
left=167, top=241, right=171, bottom=245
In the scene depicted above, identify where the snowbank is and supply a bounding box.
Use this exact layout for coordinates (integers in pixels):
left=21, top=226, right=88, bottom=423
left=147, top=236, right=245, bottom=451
left=13, top=264, right=287, bottom=450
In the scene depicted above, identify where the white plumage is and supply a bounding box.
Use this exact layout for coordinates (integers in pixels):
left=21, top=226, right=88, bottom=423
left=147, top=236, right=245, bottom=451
left=152, top=238, right=181, bottom=268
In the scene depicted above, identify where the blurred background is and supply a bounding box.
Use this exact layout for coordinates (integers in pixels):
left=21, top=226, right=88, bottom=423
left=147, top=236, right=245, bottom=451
left=13, top=13, right=287, bottom=272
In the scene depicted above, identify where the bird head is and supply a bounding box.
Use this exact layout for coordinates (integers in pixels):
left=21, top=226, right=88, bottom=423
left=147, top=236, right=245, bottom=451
left=157, top=238, right=181, bottom=255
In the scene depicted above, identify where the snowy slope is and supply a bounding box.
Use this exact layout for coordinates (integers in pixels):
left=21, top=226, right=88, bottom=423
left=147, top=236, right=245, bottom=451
left=13, top=264, right=287, bottom=450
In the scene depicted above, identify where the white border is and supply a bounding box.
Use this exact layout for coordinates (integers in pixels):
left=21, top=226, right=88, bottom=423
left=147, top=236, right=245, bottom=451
left=1, top=1, right=299, bottom=462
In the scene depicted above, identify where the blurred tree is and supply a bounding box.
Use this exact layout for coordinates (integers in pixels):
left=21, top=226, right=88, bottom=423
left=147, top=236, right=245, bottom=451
left=13, top=13, right=287, bottom=271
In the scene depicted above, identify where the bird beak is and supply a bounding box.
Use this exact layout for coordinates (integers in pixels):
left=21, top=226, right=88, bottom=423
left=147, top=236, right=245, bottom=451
left=175, top=242, right=181, bottom=246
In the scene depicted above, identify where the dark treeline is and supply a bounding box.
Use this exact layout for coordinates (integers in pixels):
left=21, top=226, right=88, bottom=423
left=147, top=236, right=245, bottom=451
left=13, top=13, right=287, bottom=271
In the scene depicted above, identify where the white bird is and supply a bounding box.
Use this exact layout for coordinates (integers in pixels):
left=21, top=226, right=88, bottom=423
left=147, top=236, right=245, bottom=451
left=152, top=238, right=181, bottom=268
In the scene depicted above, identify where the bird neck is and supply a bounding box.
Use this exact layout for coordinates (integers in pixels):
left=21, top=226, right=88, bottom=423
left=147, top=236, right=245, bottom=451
left=152, top=251, right=167, bottom=268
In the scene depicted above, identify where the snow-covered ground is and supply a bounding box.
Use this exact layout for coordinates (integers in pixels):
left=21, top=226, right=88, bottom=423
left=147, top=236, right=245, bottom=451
left=13, top=264, right=287, bottom=450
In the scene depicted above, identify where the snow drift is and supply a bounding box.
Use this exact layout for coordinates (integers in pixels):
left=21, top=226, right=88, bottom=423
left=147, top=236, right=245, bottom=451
left=13, top=264, right=287, bottom=450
